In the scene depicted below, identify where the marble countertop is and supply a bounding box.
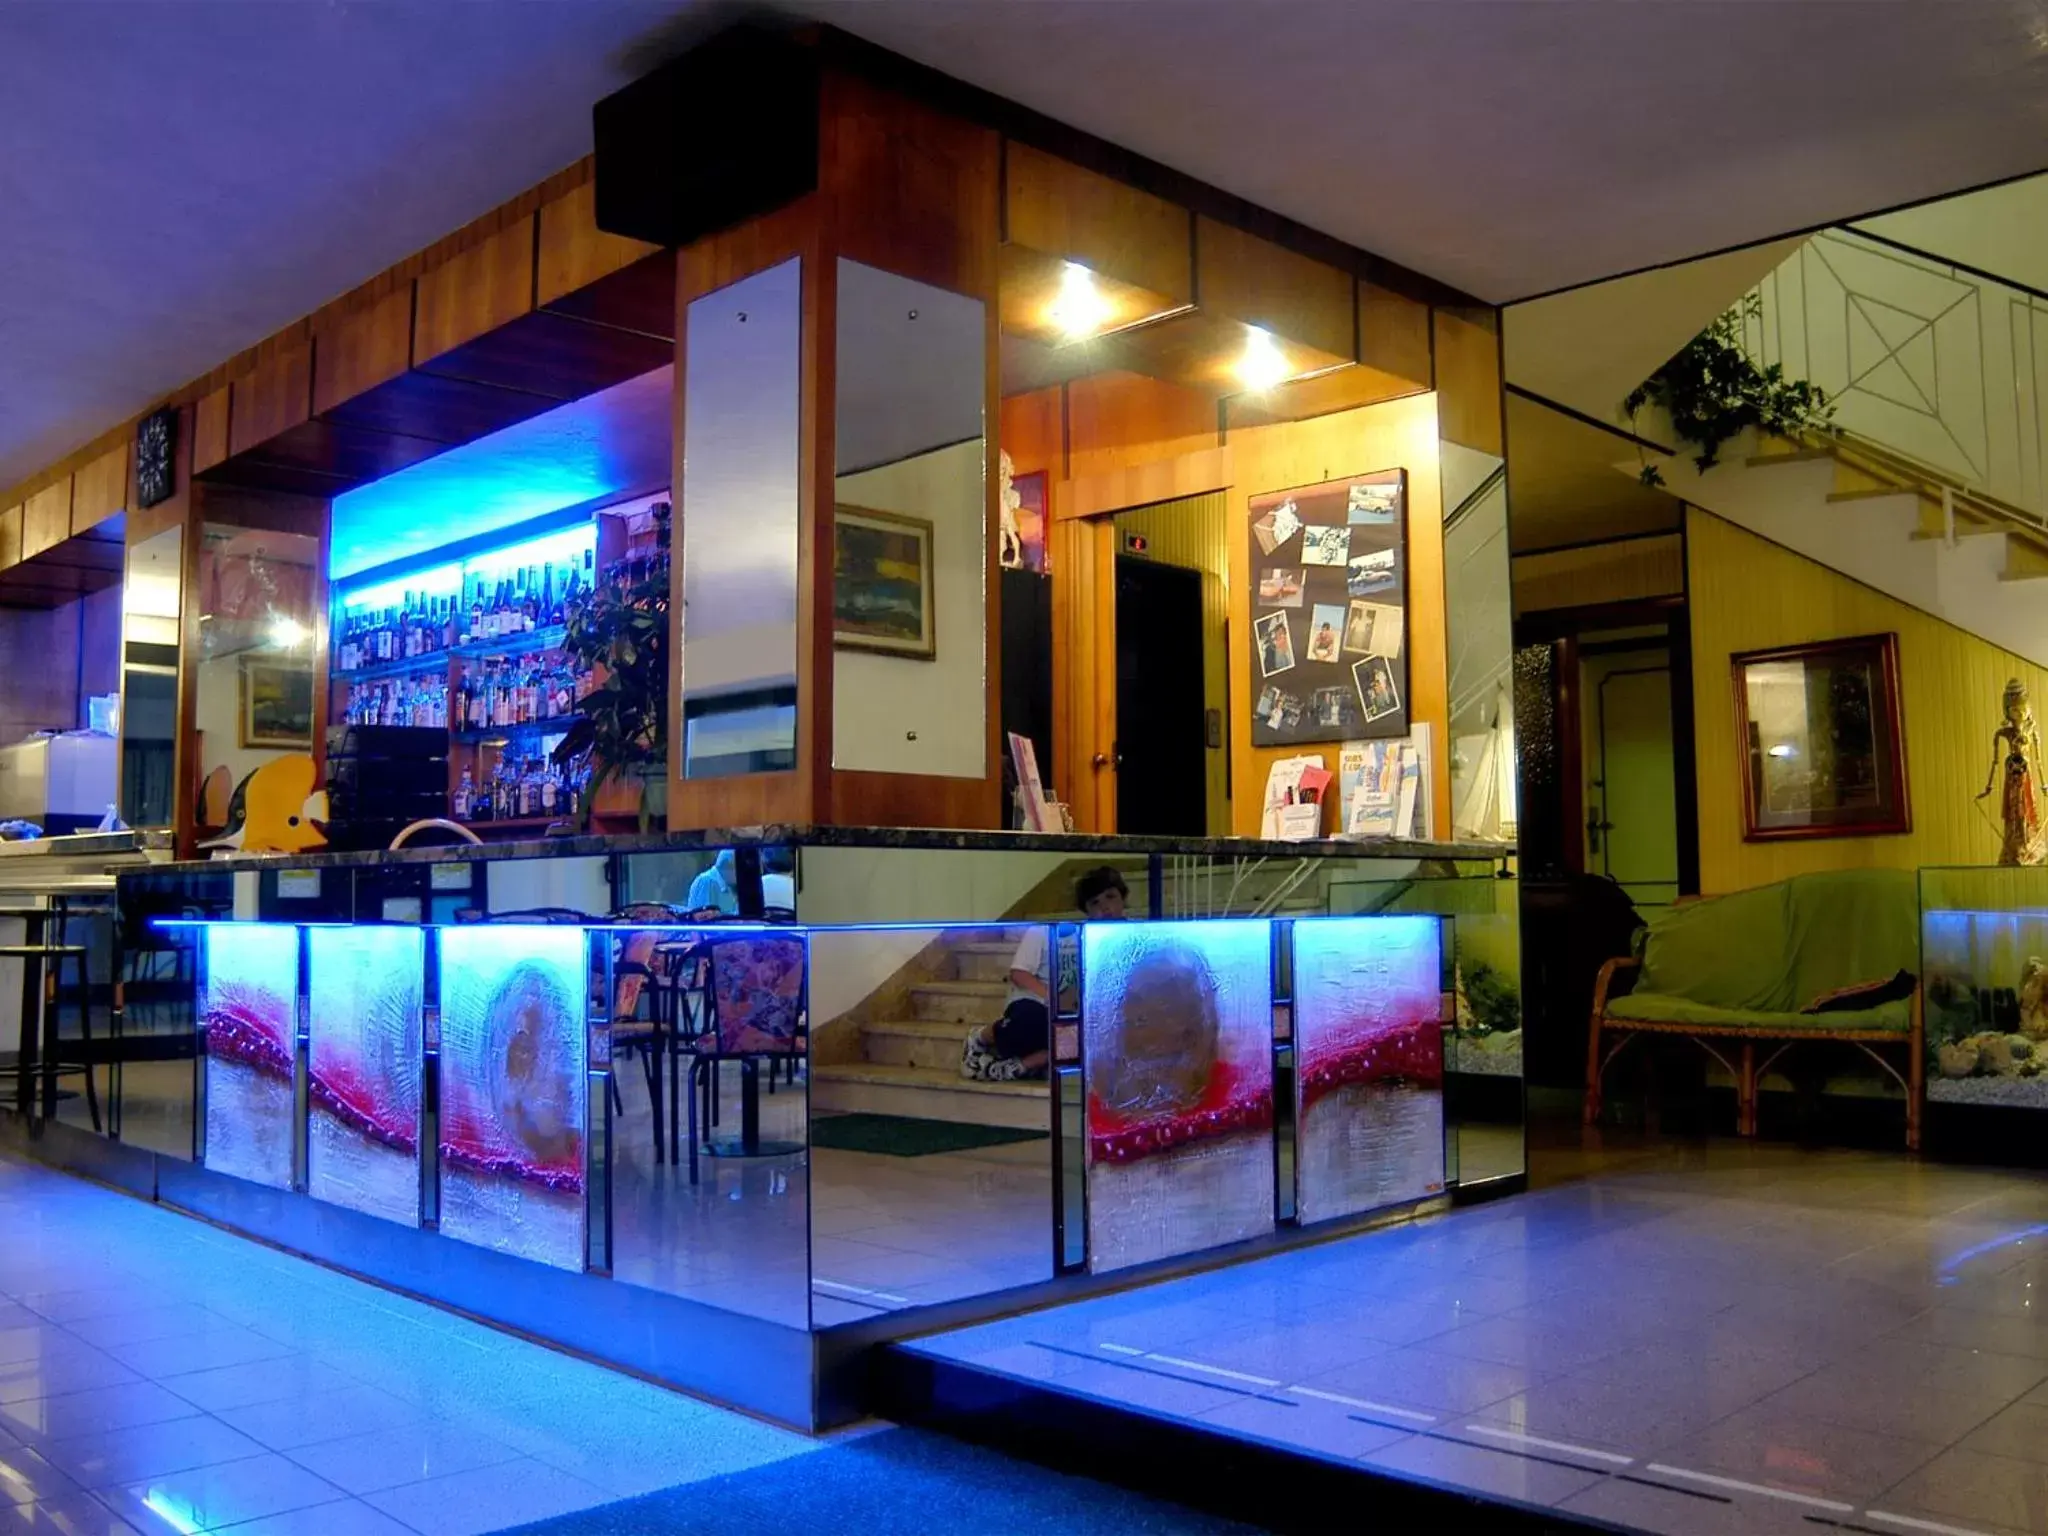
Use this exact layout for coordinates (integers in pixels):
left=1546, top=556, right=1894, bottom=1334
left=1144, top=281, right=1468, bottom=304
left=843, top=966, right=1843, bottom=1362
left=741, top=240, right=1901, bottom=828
left=132, top=824, right=1514, bottom=877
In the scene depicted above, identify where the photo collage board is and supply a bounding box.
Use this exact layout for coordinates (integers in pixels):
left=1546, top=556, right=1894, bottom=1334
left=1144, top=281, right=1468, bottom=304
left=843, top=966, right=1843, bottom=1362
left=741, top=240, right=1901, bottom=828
left=1247, top=469, right=1409, bottom=748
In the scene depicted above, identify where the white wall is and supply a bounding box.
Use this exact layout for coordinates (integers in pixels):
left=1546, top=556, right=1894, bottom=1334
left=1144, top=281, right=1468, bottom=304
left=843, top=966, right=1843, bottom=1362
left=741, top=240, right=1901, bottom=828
left=1856, top=174, right=2048, bottom=299
left=1747, top=226, right=2048, bottom=519
left=485, top=855, right=611, bottom=918
left=801, top=846, right=1071, bottom=1023
left=194, top=653, right=310, bottom=801
left=831, top=439, right=987, bottom=779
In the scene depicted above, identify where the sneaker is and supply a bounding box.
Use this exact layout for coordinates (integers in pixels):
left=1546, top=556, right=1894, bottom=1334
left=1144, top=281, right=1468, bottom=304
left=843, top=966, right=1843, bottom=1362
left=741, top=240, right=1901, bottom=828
left=982, top=1054, right=1030, bottom=1082
left=959, top=1032, right=997, bottom=1082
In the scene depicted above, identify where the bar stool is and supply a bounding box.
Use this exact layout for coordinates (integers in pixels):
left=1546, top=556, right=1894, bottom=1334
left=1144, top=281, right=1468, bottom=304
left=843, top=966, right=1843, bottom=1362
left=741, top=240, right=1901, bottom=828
left=0, top=905, right=97, bottom=1129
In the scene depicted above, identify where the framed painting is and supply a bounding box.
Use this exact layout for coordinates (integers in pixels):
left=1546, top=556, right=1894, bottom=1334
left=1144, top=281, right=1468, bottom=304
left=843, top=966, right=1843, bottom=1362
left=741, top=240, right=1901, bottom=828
left=1733, top=632, right=1910, bottom=840
left=240, top=658, right=313, bottom=749
left=834, top=506, right=936, bottom=660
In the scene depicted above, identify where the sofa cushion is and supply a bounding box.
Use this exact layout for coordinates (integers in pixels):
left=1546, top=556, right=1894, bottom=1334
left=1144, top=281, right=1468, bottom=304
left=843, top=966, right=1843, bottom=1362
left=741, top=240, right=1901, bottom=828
left=1636, top=882, right=1795, bottom=1012
left=1606, top=990, right=1913, bottom=1035
left=1633, top=868, right=1920, bottom=1016
left=1783, top=868, right=1920, bottom=1014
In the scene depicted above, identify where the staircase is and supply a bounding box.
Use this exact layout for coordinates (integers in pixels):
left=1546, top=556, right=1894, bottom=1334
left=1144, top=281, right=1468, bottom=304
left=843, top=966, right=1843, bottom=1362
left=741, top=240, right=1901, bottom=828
left=809, top=933, right=1050, bottom=1130
left=1634, top=428, right=2048, bottom=667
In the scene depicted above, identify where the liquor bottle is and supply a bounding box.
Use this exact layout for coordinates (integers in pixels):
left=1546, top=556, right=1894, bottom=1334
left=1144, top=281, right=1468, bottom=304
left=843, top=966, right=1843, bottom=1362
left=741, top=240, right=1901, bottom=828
left=540, top=564, right=557, bottom=628
left=540, top=764, right=557, bottom=817
left=453, top=769, right=472, bottom=821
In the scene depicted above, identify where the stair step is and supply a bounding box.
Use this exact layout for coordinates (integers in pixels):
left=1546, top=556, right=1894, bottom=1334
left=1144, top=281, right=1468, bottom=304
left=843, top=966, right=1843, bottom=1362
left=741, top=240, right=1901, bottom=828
left=862, top=1017, right=979, bottom=1070
left=911, top=979, right=1009, bottom=1023
left=809, top=1063, right=1049, bottom=1130
left=1745, top=446, right=1835, bottom=466
left=950, top=942, right=1018, bottom=984
left=1825, top=487, right=1922, bottom=505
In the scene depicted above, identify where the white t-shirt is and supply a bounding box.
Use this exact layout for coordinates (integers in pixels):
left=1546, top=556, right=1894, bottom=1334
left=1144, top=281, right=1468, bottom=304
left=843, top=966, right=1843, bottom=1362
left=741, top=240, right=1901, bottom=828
left=1008, top=926, right=1048, bottom=1010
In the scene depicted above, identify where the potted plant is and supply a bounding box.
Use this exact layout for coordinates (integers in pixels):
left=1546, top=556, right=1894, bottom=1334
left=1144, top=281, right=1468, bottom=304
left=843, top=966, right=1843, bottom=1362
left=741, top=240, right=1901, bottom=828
left=551, top=505, right=670, bottom=831
left=1624, top=294, right=1833, bottom=487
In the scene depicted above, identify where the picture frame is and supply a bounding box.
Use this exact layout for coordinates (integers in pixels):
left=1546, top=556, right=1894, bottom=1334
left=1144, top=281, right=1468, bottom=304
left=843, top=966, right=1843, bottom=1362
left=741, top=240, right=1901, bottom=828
left=240, top=658, right=313, bottom=749
left=1246, top=469, right=1407, bottom=749
left=1732, top=632, right=1910, bottom=841
left=833, top=505, right=936, bottom=660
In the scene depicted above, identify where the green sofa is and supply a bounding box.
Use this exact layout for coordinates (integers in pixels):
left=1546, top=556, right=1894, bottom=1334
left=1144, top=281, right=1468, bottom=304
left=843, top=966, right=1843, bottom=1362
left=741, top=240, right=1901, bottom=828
left=1586, top=868, right=1924, bottom=1149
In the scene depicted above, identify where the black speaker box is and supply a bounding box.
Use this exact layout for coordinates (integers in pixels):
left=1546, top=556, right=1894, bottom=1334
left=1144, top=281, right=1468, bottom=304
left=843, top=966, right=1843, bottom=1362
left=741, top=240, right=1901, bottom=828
left=593, top=26, right=820, bottom=250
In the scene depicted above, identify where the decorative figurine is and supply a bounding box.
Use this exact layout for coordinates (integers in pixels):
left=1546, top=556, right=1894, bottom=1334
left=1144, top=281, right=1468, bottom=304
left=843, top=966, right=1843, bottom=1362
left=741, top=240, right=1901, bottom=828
left=998, top=449, right=1023, bottom=570
left=1978, top=678, right=2047, bottom=866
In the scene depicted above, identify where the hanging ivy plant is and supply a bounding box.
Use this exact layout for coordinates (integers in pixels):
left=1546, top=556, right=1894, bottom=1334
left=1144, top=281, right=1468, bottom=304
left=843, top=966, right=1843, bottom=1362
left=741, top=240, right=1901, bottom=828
left=1623, top=294, right=1833, bottom=487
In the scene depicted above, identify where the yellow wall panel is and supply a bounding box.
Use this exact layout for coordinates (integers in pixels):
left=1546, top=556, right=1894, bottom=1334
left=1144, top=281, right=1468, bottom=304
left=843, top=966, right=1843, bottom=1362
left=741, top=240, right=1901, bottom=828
left=1689, top=510, right=2037, bottom=891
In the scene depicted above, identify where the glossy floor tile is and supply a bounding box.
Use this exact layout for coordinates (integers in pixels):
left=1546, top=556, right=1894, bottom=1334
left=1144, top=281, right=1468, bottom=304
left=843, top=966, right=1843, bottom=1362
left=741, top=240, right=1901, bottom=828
left=906, top=1135, right=2048, bottom=1535
left=0, top=1152, right=819, bottom=1533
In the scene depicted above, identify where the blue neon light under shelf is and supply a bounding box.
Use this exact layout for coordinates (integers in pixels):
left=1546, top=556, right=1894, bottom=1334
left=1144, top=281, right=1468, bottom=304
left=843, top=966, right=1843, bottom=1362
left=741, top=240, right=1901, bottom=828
left=333, top=625, right=572, bottom=683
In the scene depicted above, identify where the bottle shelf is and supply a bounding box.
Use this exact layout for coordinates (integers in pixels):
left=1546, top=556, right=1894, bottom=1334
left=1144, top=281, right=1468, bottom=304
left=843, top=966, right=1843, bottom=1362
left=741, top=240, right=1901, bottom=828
left=451, top=720, right=573, bottom=744
left=333, top=652, right=450, bottom=684
left=454, top=623, right=569, bottom=661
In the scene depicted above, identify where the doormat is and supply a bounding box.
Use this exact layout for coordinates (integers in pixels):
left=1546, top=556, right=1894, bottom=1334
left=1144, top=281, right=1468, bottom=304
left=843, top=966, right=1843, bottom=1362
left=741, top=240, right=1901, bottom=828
left=809, top=1112, right=1048, bottom=1157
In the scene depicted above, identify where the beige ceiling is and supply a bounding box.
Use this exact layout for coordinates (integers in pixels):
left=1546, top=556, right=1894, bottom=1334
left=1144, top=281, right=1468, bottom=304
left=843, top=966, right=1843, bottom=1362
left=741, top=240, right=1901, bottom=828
left=1504, top=392, right=1681, bottom=555
left=7, top=0, right=2048, bottom=494
left=1504, top=238, right=1809, bottom=432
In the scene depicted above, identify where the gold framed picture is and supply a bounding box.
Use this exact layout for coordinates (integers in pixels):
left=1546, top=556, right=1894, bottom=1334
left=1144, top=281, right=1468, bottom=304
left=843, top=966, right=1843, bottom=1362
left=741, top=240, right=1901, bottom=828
left=833, top=506, right=936, bottom=660
left=240, top=658, right=314, bottom=749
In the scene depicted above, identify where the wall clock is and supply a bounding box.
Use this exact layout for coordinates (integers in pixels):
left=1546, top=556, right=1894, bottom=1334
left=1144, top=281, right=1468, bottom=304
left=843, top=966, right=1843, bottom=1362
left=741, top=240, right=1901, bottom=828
left=136, top=408, right=176, bottom=508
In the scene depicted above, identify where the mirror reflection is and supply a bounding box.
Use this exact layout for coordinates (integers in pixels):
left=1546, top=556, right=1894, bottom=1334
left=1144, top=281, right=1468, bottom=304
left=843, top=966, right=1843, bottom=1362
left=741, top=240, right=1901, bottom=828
left=680, top=259, right=801, bottom=780
left=120, top=526, right=183, bottom=829
left=831, top=258, right=989, bottom=778
left=191, top=519, right=321, bottom=848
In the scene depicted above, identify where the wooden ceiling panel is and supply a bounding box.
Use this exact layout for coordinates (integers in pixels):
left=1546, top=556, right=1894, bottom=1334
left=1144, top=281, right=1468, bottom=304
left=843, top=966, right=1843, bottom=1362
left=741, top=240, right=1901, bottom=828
left=1196, top=216, right=1354, bottom=362
left=1005, top=142, right=1192, bottom=303
left=413, top=309, right=671, bottom=401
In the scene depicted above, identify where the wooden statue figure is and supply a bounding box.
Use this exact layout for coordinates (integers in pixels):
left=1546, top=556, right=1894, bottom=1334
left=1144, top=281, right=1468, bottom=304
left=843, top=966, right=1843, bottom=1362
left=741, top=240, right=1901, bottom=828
left=1979, top=677, right=2047, bottom=866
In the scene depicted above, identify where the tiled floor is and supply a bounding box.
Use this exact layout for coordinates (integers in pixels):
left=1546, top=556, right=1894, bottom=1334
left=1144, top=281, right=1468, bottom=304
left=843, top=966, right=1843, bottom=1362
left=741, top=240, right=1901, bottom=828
left=607, top=1070, right=1054, bottom=1328
left=906, top=1137, right=2048, bottom=1536
left=0, top=1151, right=818, bottom=1535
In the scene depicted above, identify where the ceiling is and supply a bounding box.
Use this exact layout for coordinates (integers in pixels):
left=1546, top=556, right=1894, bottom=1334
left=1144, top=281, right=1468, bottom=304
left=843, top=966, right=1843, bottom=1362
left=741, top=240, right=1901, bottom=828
left=1503, top=393, right=1680, bottom=556
left=7, top=0, right=2048, bottom=496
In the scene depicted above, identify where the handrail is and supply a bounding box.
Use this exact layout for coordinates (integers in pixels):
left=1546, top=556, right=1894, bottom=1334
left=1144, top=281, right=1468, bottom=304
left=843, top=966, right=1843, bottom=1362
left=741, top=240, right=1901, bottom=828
left=1743, top=225, right=2048, bottom=547
left=1788, top=425, right=2048, bottom=544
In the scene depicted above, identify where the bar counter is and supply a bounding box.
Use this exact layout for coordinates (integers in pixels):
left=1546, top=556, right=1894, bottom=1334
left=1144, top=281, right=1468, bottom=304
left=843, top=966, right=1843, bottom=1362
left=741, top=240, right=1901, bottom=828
left=24, top=828, right=1524, bottom=1428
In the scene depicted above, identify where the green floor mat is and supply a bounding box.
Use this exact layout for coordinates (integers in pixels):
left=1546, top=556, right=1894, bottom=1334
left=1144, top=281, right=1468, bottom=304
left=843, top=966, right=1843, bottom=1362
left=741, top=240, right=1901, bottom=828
left=809, top=1112, right=1048, bottom=1157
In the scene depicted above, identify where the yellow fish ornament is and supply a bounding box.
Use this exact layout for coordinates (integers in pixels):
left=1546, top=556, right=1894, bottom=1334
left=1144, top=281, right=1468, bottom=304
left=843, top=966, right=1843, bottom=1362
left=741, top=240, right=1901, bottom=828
left=202, top=755, right=328, bottom=854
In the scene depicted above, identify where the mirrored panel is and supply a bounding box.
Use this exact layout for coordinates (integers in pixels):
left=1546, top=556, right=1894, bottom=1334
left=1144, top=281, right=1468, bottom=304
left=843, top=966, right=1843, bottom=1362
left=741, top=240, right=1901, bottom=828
left=681, top=259, right=801, bottom=779
left=120, top=526, right=183, bottom=829
left=1442, top=443, right=1515, bottom=845
left=831, top=259, right=988, bottom=778
left=807, top=923, right=1051, bottom=1326
left=607, top=923, right=810, bottom=1326
left=797, top=846, right=1147, bottom=929
left=192, top=520, right=322, bottom=847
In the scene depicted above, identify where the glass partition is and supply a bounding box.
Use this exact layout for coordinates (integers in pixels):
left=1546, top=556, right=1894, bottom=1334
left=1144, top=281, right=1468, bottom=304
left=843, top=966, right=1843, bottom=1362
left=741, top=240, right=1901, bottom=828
left=191, top=522, right=321, bottom=845
left=1440, top=441, right=1515, bottom=845
left=123, top=848, right=1522, bottom=1340
left=119, top=525, right=183, bottom=829
left=831, top=258, right=989, bottom=778
left=806, top=923, right=1051, bottom=1324
left=680, top=259, right=801, bottom=779
left=1920, top=864, right=2048, bottom=1114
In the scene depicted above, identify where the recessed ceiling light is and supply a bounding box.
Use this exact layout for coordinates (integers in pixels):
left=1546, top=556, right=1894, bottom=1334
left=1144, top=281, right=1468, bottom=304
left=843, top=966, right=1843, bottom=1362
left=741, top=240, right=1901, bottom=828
left=1235, top=326, right=1292, bottom=392
left=1048, top=262, right=1113, bottom=341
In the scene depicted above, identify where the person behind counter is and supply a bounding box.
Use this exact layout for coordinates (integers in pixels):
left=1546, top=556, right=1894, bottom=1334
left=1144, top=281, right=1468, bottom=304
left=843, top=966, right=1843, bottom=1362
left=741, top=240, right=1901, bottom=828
left=960, top=865, right=1128, bottom=1083
left=685, top=849, right=796, bottom=917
